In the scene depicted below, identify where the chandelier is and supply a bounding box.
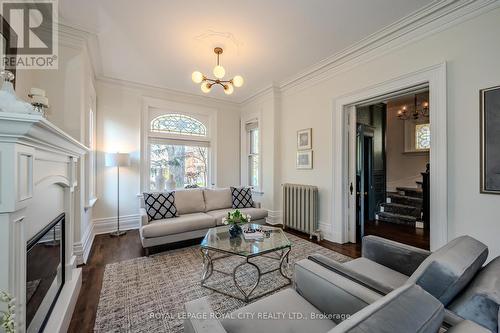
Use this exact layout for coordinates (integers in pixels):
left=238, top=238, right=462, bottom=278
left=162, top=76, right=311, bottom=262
left=191, top=47, right=243, bottom=95
left=397, top=94, right=429, bottom=120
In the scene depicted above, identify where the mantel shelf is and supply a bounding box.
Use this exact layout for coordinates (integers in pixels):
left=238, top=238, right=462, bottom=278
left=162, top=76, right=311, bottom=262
left=0, top=112, right=89, bottom=156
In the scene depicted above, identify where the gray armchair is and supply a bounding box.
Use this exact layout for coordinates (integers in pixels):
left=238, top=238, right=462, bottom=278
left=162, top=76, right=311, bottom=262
left=184, top=258, right=445, bottom=333
left=309, top=235, right=494, bottom=331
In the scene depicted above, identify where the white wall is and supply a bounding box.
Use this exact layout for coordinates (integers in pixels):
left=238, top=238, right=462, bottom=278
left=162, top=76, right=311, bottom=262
left=386, top=97, right=429, bottom=191
left=240, top=88, right=281, bottom=217
left=274, top=8, right=500, bottom=258
left=14, top=37, right=96, bottom=264
left=94, top=80, right=241, bottom=220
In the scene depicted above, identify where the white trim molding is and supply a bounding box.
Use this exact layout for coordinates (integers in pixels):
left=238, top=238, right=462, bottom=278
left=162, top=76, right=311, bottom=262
left=265, top=210, right=282, bottom=225
left=92, top=214, right=142, bottom=235
left=140, top=96, right=219, bottom=191
left=331, top=63, right=447, bottom=251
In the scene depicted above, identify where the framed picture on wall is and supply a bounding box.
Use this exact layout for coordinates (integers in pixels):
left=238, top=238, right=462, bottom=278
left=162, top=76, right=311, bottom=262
left=297, top=128, right=312, bottom=150
left=297, top=150, right=313, bottom=169
left=480, top=85, right=500, bottom=194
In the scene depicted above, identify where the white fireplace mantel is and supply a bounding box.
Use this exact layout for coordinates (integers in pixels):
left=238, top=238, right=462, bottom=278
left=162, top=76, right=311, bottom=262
left=0, top=112, right=88, bottom=333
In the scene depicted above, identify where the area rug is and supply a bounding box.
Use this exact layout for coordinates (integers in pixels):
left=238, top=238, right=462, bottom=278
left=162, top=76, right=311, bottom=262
left=94, top=232, right=351, bottom=333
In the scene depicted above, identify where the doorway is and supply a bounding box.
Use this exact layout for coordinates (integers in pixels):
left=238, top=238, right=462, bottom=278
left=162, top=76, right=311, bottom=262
left=351, top=90, right=430, bottom=249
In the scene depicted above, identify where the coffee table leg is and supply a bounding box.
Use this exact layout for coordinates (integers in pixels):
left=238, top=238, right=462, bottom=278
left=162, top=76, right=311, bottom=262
left=201, top=248, right=213, bottom=283
left=233, top=258, right=261, bottom=302
left=279, top=247, right=292, bottom=283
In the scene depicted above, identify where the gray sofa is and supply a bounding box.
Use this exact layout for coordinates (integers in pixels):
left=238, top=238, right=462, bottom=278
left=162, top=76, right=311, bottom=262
left=309, top=235, right=499, bottom=332
left=184, top=258, right=446, bottom=333
left=139, top=188, right=267, bottom=252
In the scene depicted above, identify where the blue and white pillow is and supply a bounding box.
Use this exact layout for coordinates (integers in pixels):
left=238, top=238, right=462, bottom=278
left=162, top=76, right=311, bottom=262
left=230, top=187, right=254, bottom=209
left=143, top=192, right=177, bottom=222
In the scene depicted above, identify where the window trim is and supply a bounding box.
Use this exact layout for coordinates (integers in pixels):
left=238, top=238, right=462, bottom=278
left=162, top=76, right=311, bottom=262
left=140, top=97, right=218, bottom=192
left=85, top=87, right=97, bottom=209
left=241, top=112, right=262, bottom=193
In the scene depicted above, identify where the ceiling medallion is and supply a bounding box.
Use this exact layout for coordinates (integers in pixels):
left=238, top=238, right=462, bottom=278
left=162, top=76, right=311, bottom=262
left=191, top=47, right=243, bottom=95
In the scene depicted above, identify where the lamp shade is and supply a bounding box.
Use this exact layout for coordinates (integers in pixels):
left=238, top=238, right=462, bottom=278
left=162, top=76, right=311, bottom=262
left=105, top=153, right=130, bottom=167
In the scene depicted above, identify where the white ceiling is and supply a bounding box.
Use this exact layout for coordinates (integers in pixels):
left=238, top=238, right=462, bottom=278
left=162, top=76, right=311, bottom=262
left=60, top=0, right=434, bottom=102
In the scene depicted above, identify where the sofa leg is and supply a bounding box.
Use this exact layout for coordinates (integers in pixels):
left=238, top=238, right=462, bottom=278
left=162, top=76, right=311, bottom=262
left=143, top=247, right=149, bottom=257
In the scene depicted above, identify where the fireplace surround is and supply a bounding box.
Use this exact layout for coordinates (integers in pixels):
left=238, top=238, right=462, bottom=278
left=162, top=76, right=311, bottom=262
left=26, top=213, right=65, bottom=333
left=0, top=112, right=88, bottom=332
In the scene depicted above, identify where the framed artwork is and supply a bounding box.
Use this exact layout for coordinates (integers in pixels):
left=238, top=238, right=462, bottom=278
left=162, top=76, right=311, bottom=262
left=480, top=85, right=500, bottom=194
left=1, top=15, right=17, bottom=86
left=297, top=128, right=312, bottom=150
left=297, top=150, right=313, bottom=169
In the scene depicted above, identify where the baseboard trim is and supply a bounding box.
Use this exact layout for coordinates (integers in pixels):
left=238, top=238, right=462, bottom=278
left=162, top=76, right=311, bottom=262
left=265, top=210, right=282, bottom=225
left=92, top=214, right=141, bottom=235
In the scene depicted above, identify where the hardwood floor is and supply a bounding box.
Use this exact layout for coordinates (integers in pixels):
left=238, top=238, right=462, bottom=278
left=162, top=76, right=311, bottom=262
left=68, top=227, right=360, bottom=332
left=364, top=220, right=430, bottom=250
left=68, top=220, right=428, bottom=332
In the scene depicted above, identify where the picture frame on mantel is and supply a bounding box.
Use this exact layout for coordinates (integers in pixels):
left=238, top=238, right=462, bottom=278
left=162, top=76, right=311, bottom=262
left=480, top=85, right=500, bottom=194
left=297, top=128, right=312, bottom=150
left=297, top=150, right=313, bottom=170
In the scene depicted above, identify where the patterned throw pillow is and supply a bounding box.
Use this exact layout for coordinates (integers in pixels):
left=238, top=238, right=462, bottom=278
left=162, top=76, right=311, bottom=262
left=230, top=187, right=254, bottom=209
left=143, top=192, right=177, bottom=222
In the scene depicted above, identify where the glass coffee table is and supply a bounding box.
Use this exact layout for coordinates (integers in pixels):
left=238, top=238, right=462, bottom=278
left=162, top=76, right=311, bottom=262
left=200, top=224, right=292, bottom=302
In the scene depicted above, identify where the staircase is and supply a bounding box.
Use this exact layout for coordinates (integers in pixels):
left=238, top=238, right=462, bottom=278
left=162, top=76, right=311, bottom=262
left=376, top=186, right=423, bottom=227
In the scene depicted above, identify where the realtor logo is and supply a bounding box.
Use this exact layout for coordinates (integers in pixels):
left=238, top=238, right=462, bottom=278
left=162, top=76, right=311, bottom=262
left=1, top=0, right=58, bottom=69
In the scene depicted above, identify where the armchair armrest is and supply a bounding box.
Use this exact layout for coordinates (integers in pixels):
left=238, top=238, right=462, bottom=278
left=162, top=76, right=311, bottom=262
left=330, top=284, right=444, bottom=333
left=139, top=208, right=148, bottom=227
left=184, top=297, right=227, bottom=333
left=309, top=254, right=393, bottom=295
left=294, top=258, right=382, bottom=323
left=362, top=235, right=430, bottom=276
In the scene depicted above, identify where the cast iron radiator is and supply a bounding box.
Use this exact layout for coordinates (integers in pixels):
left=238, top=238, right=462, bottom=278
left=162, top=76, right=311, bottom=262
left=282, top=183, right=321, bottom=240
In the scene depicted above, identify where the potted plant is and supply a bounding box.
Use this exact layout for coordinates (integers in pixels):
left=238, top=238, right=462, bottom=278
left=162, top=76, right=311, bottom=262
left=222, top=210, right=251, bottom=237
left=0, top=291, right=15, bottom=333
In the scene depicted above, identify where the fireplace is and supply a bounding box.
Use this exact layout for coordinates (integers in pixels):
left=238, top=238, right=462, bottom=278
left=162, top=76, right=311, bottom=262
left=26, top=213, right=65, bottom=333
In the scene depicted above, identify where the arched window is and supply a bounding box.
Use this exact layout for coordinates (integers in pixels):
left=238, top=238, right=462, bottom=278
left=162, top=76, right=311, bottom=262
left=151, top=114, right=207, bottom=136
left=415, top=123, right=430, bottom=150
left=147, top=113, right=210, bottom=191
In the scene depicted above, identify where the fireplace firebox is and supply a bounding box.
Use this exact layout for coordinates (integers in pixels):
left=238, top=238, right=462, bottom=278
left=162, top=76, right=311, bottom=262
left=26, top=213, right=65, bottom=333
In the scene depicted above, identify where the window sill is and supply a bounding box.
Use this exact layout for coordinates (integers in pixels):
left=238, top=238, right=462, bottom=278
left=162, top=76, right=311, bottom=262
left=85, top=197, right=98, bottom=210
left=403, top=150, right=430, bottom=156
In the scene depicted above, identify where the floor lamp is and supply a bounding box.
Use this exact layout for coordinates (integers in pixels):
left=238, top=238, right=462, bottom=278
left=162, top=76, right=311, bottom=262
left=105, top=152, right=130, bottom=237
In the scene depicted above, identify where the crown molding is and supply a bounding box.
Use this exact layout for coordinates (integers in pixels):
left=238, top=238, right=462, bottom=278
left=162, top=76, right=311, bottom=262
left=57, top=22, right=101, bottom=79
left=58, top=0, right=500, bottom=106
left=276, top=0, right=500, bottom=96
left=96, top=75, right=240, bottom=109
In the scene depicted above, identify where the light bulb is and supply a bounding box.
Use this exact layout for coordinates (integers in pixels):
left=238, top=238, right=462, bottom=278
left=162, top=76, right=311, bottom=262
left=232, top=75, right=244, bottom=88
left=192, top=71, right=204, bottom=83
left=201, top=82, right=211, bottom=93
left=224, top=83, right=234, bottom=95
left=213, top=65, right=225, bottom=79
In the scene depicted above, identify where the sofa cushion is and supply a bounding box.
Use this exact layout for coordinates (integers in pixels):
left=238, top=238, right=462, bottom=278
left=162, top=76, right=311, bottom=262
left=203, top=188, right=232, bottom=211
left=331, top=284, right=443, bottom=333
left=221, top=288, right=336, bottom=333
left=207, top=208, right=268, bottom=225
left=141, top=213, right=215, bottom=238
left=449, top=256, right=500, bottom=333
left=175, top=189, right=206, bottom=215
left=342, top=258, right=408, bottom=293
left=143, top=192, right=177, bottom=222
left=407, top=235, right=488, bottom=306
left=230, top=187, right=254, bottom=208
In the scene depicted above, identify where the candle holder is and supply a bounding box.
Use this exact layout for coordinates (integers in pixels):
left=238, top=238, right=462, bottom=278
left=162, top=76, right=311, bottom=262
left=28, top=88, right=49, bottom=118
left=31, top=103, right=47, bottom=118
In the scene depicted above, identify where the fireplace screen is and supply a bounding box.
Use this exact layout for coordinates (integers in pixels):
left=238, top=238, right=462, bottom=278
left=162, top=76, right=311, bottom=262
left=26, top=213, right=65, bottom=333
